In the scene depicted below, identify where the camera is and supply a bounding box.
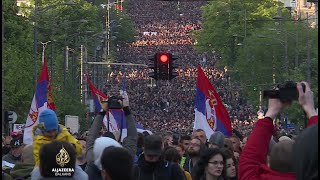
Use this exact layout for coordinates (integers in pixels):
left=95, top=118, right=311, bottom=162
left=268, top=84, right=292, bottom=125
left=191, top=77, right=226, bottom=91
left=263, top=81, right=306, bottom=102
left=108, top=96, right=123, bottom=109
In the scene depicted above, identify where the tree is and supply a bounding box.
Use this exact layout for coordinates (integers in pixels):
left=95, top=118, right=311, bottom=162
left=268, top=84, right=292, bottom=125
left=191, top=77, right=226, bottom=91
left=3, top=0, right=35, bottom=123
left=193, top=0, right=281, bottom=69
left=194, top=0, right=318, bottom=124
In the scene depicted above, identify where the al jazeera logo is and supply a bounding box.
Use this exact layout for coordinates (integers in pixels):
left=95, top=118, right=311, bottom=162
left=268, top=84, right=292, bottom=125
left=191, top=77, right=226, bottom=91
left=52, top=146, right=74, bottom=177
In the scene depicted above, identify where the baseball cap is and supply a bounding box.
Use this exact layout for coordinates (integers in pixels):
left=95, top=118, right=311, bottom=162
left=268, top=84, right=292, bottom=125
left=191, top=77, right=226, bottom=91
left=143, top=135, right=162, bottom=155
left=10, top=135, right=23, bottom=147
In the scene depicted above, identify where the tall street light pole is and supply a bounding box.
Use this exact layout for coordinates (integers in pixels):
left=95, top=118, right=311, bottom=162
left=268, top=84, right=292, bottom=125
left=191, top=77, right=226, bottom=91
left=33, top=0, right=38, bottom=87
left=306, top=12, right=311, bottom=83
left=33, top=1, right=76, bottom=86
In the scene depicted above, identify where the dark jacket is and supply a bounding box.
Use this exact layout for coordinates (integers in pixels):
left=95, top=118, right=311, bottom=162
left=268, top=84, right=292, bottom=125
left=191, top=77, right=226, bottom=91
left=134, top=154, right=185, bottom=180
left=183, top=156, right=194, bottom=175
left=238, top=116, right=318, bottom=180
left=85, top=107, right=137, bottom=179
left=85, top=163, right=102, bottom=180
left=10, top=162, right=34, bottom=180
left=293, top=116, right=318, bottom=180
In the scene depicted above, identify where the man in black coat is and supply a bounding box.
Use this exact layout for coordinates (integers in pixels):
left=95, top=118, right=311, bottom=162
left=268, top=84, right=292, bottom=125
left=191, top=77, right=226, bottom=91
left=134, top=135, right=185, bottom=180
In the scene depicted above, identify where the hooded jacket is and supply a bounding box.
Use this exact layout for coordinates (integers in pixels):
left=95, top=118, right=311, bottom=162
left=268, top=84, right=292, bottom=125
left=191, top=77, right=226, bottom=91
left=293, top=123, right=318, bottom=180
left=9, top=162, right=34, bottom=180
left=31, top=165, right=88, bottom=180
left=134, top=154, right=185, bottom=180
left=32, top=124, right=82, bottom=166
left=85, top=107, right=137, bottom=179
left=239, top=115, right=318, bottom=180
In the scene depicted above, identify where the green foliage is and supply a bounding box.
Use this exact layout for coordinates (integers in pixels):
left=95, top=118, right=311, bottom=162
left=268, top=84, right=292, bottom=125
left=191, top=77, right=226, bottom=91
left=3, top=0, right=35, bottom=122
left=195, top=0, right=318, bottom=124
left=194, top=0, right=281, bottom=69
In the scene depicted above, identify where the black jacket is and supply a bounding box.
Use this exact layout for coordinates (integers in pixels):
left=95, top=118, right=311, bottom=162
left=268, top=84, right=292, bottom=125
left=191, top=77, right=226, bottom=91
left=134, top=155, right=185, bottom=180
left=85, top=163, right=102, bottom=180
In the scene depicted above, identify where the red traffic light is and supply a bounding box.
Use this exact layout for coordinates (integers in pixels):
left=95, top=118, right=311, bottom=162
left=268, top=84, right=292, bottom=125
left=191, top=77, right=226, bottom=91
left=159, top=54, right=169, bottom=63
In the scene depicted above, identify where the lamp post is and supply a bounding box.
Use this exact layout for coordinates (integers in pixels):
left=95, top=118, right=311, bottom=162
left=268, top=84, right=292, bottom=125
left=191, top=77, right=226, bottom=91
left=272, top=13, right=314, bottom=83
left=33, top=0, right=76, bottom=86
left=103, top=1, right=122, bottom=59
left=258, top=35, right=288, bottom=75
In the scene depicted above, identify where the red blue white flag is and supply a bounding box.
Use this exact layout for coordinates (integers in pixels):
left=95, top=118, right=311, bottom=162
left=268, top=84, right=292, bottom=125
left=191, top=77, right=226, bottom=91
left=23, top=59, right=56, bottom=144
left=194, top=65, right=232, bottom=137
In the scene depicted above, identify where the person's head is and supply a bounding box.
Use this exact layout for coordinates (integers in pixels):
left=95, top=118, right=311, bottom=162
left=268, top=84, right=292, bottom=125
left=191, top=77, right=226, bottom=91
left=179, top=135, right=191, bottom=150
left=39, top=140, right=76, bottom=177
left=187, top=137, right=206, bottom=158
left=143, top=135, right=163, bottom=163
left=222, top=148, right=237, bottom=179
left=230, top=134, right=241, bottom=153
left=224, top=138, right=234, bottom=153
left=193, top=129, right=207, bottom=144
left=21, top=145, right=35, bottom=164
left=269, top=139, right=294, bottom=173
left=10, top=135, right=25, bottom=158
left=100, top=147, right=133, bottom=180
left=162, top=131, right=173, bottom=147
left=174, top=144, right=185, bottom=158
left=292, top=124, right=318, bottom=180
left=240, top=136, right=248, bottom=149
left=77, top=138, right=87, bottom=161
left=163, top=147, right=181, bottom=164
left=93, top=137, right=122, bottom=170
left=39, top=109, right=59, bottom=139
left=192, top=148, right=226, bottom=180
left=2, top=136, right=12, bottom=155
left=208, top=131, right=225, bottom=149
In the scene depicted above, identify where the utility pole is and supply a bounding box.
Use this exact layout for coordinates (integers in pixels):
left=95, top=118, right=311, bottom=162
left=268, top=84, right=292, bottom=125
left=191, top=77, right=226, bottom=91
left=80, top=45, right=84, bottom=103
left=34, top=0, right=38, bottom=87
left=306, top=12, right=311, bottom=83
left=2, top=1, right=5, bottom=134
left=105, top=0, right=110, bottom=59
left=64, top=45, right=68, bottom=91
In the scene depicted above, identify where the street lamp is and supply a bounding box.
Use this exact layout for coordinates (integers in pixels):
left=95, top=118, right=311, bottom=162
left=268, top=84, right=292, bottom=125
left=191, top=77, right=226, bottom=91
left=258, top=35, right=288, bottom=75
left=33, top=0, right=76, bottom=86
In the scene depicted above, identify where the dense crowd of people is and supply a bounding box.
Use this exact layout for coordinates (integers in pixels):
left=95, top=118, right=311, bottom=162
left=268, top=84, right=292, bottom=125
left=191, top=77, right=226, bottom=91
left=2, top=81, right=318, bottom=180
left=101, top=0, right=256, bottom=134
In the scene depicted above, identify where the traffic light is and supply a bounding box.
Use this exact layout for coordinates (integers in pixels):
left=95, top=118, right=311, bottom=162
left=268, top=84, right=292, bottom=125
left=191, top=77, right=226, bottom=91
left=169, top=53, right=178, bottom=80
left=148, top=54, right=158, bottom=80
left=157, top=53, right=170, bottom=80
left=4, top=111, right=16, bottom=123
left=148, top=52, right=179, bottom=80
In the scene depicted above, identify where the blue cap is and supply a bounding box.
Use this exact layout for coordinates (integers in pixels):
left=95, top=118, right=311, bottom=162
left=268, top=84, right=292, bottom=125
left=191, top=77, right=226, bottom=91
left=39, top=109, right=58, bottom=131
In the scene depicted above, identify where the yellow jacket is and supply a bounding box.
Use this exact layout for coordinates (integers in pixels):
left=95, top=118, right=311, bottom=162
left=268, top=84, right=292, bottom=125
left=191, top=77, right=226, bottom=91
left=32, top=124, right=82, bottom=166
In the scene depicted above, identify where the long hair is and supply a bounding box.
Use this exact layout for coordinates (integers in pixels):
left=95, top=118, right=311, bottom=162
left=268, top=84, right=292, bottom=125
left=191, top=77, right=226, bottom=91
left=221, top=148, right=238, bottom=180
left=192, top=148, right=226, bottom=180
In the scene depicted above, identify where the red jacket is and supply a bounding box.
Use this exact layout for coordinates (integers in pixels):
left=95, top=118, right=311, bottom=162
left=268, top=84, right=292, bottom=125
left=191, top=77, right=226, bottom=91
left=239, top=115, right=318, bottom=180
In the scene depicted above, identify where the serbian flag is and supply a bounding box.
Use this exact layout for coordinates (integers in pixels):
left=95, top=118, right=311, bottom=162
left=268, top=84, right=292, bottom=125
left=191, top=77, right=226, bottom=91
left=87, top=76, right=108, bottom=112
left=23, top=59, right=56, bottom=145
left=194, top=65, right=232, bottom=138
left=103, top=100, right=148, bottom=142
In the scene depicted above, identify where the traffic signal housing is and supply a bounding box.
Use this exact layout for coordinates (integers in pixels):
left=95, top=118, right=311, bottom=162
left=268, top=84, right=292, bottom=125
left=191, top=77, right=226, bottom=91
left=148, top=54, right=158, bottom=80
left=157, top=53, right=170, bottom=80
left=4, top=111, right=14, bottom=123
left=169, top=53, right=178, bottom=80
left=148, top=52, right=179, bottom=81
